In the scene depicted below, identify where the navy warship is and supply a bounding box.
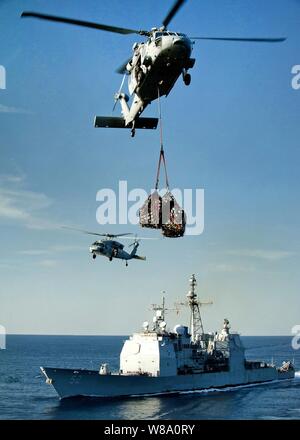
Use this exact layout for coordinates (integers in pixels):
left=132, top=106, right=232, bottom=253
left=41, top=275, right=295, bottom=399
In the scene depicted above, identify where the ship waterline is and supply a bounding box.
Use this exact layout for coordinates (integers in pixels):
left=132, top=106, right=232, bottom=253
left=40, top=274, right=295, bottom=399
left=41, top=366, right=294, bottom=399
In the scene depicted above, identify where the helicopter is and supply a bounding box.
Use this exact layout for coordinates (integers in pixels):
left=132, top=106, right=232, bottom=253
left=64, top=228, right=149, bottom=266
left=21, top=0, right=286, bottom=137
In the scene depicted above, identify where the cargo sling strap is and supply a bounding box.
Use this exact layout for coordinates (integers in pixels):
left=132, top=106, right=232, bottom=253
left=155, top=89, right=169, bottom=191
left=139, top=89, right=186, bottom=236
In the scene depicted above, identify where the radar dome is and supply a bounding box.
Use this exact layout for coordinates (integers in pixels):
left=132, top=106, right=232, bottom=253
left=174, top=325, right=187, bottom=335
left=142, top=321, right=149, bottom=330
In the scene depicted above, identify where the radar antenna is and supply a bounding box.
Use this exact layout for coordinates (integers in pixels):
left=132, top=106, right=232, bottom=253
left=150, top=292, right=180, bottom=332
left=175, top=274, right=213, bottom=342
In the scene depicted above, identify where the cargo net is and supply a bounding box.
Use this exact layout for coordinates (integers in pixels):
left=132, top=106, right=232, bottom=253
left=139, top=150, right=186, bottom=238
left=161, top=191, right=186, bottom=238
left=139, top=190, right=162, bottom=229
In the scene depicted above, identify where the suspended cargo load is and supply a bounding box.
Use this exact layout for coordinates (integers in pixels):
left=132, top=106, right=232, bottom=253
left=139, top=190, right=162, bottom=229
left=139, top=149, right=186, bottom=237
left=161, top=191, right=186, bottom=238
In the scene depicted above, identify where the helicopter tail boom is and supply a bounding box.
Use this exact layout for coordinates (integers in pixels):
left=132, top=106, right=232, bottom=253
left=132, top=255, right=146, bottom=261
left=94, top=116, right=158, bottom=130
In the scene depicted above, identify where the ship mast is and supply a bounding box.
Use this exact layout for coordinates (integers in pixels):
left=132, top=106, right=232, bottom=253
left=150, top=293, right=179, bottom=332
left=151, top=292, right=166, bottom=316
left=188, top=274, right=205, bottom=341
left=150, top=293, right=167, bottom=332
left=176, top=274, right=213, bottom=342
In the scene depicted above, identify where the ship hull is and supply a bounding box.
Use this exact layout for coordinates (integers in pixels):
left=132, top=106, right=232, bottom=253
left=41, top=366, right=295, bottom=400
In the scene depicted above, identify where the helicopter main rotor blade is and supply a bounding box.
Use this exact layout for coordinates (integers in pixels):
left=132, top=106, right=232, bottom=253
left=112, top=233, right=134, bottom=237
left=189, top=36, right=286, bottom=43
left=62, top=226, right=107, bottom=237
left=21, top=12, right=148, bottom=36
left=62, top=226, right=132, bottom=238
left=122, top=236, right=157, bottom=240
left=116, top=58, right=132, bottom=75
left=162, top=0, right=186, bottom=29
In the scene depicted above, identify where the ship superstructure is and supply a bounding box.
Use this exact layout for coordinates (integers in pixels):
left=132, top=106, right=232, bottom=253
left=41, top=275, right=295, bottom=399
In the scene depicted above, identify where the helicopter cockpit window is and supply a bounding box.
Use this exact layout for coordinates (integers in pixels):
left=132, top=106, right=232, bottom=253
left=155, top=32, right=163, bottom=39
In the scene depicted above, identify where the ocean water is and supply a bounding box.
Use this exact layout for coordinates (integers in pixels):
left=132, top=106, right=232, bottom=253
left=0, top=335, right=299, bottom=420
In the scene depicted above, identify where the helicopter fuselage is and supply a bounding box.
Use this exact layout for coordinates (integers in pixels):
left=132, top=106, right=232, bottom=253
left=89, top=239, right=144, bottom=264
left=115, top=30, right=195, bottom=131
left=129, top=31, right=193, bottom=99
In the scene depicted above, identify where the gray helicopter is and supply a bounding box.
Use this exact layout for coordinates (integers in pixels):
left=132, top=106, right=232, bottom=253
left=64, top=228, right=148, bottom=266
left=21, top=0, right=286, bottom=137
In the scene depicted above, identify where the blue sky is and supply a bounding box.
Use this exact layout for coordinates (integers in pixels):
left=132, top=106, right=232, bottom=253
left=0, top=0, right=299, bottom=335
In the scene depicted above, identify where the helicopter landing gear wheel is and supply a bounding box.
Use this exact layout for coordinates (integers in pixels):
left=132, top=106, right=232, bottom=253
left=131, top=121, right=136, bottom=138
left=126, top=261, right=128, bottom=267
left=92, top=253, right=96, bottom=260
left=109, top=257, right=113, bottom=261
left=183, top=72, right=191, bottom=86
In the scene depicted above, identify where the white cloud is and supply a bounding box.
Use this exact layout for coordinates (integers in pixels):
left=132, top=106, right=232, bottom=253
left=25, top=218, right=60, bottom=230
left=0, top=104, right=33, bottom=114
left=18, top=250, right=50, bottom=256
left=39, top=259, right=58, bottom=268
left=0, top=174, right=25, bottom=184
left=227, top=249, right=295, bottom=261
left=0, top=262, right=11, bottom=269
left=207, top=248, right=296, bottom=273
left=0, top=195, right=30, bottom=220
left=50, top=244, right=85, bottom=252
left=18, top=245, right=85, bottom=256
left=0, top=173, right=58, bottom=230
left=210, top=263, right=255, bottom=273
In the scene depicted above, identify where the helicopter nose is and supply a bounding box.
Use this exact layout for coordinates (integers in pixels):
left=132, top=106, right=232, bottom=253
left=172, top=37, right=191, bottom=56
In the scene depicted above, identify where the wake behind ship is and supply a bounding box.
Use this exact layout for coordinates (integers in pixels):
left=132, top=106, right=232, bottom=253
left=41, top=275, right=295, bottom=399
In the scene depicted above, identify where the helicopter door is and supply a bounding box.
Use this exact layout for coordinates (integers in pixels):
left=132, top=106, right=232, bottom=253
left=128, top=45, right=141, bottom=95
left=128, top=71, right=137, bottom=95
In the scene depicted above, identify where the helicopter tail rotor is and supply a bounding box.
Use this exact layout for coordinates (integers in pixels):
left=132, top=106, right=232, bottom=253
left=129, top=235, right=140, bottom=248
left=128, top=235, right=157, bottom=245
left=129, top=237, right=146, bottom=261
